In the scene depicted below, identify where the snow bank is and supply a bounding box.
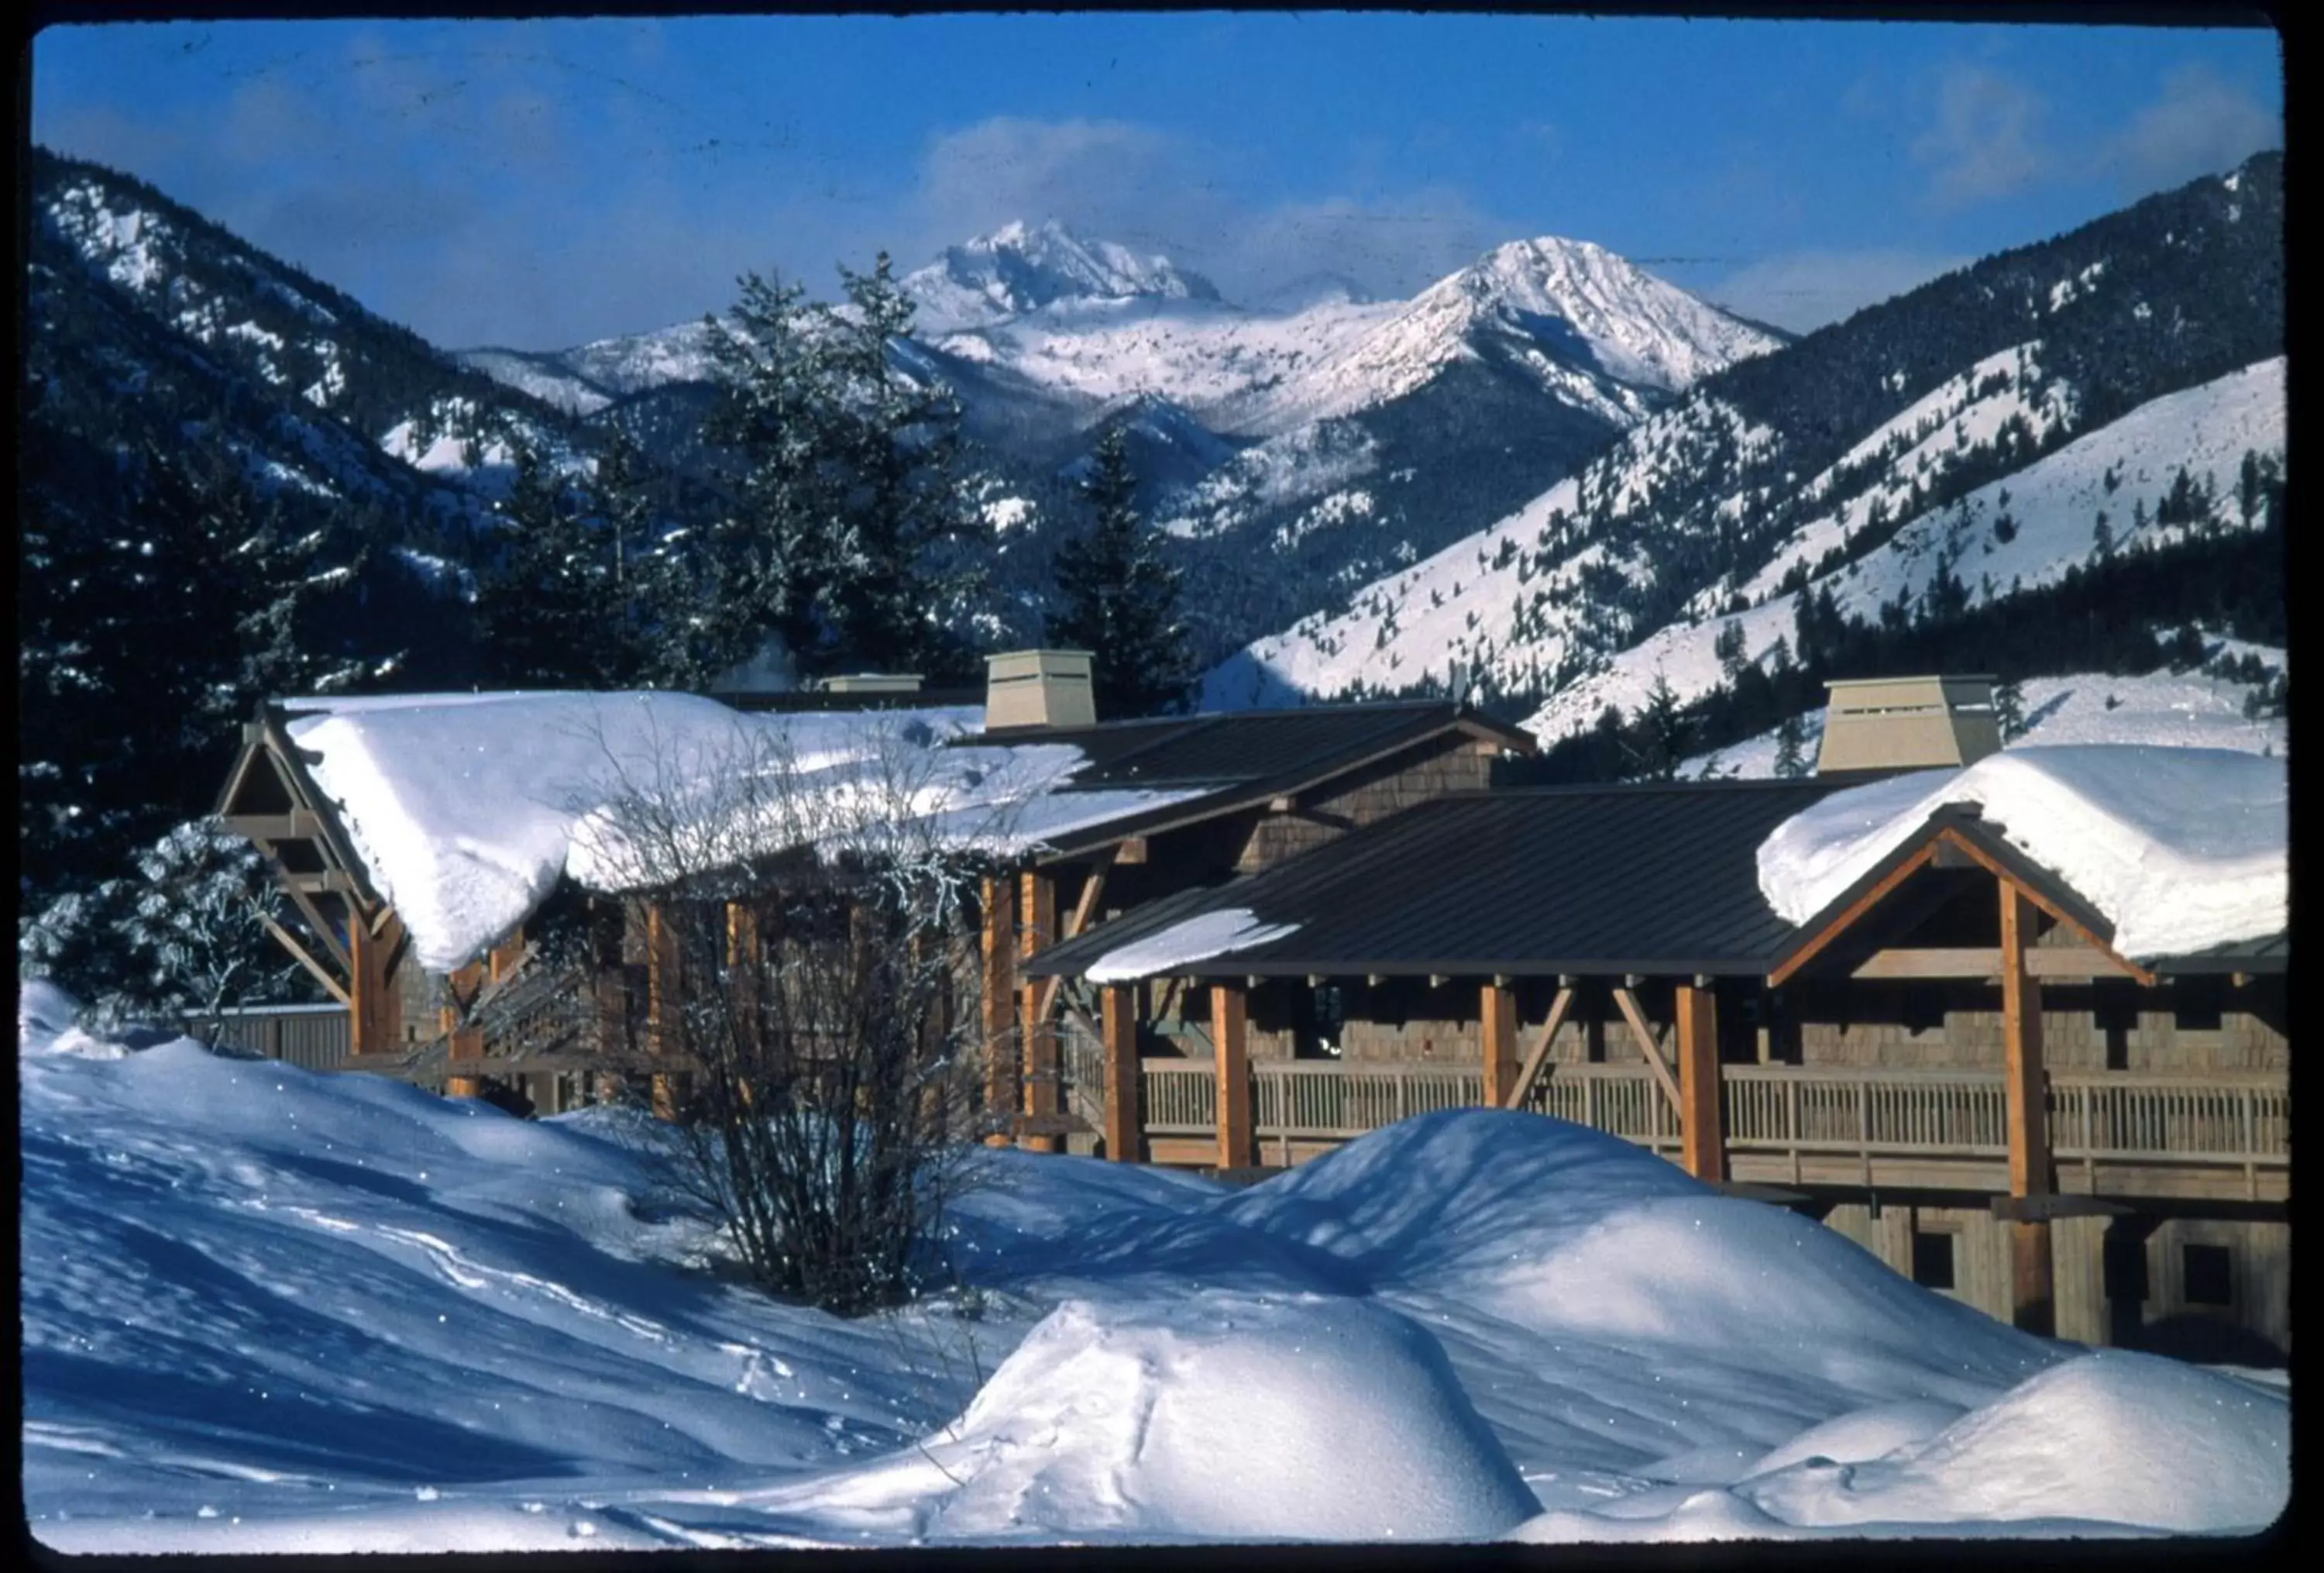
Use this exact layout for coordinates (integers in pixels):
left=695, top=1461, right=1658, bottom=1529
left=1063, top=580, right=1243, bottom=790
left=1222, top=1111, right=2051, bottom=1403
left=16, top=980, right=192, bottom=1061
left=911, top=1294, right=1539, bottom=1541
left=282, top=693, right=1200, bottom=973
left=1085, top=908, right=1303, bottom=983
left=1756, top=745, right=2287, bottom=958
left=1739, top=1350, right=2288, bottom=1533
left=22, top=1038, right=2288, bottom=1548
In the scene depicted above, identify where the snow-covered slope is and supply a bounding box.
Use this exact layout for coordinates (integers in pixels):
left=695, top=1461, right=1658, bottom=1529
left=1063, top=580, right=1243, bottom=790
left=1683, top=652, right=2286, bottom=780
left=456, top=219, right=1776, bottom=669
left=1228, top=237, right=1781, bottom=435
left=22, top=1021, right=2288, bottom=1551
left=35, top=150, right=579, bottom=507
left=1205, top=156, right=2283, bottom=720
left=1520, top=358, right=2284, bottom=743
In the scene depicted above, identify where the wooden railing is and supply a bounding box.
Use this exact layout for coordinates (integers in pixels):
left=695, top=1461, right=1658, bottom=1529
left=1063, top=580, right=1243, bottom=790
left=1723, top=1065, right=2010, bottom=1157
left=1521, top=1062, right=1683, bottom=1151
left=1254, top=1062, right=1482, bottom=1137
left=1056, top=1051, right=2288, bottom=1182
left=189, top=1003, right=350, bottom=1071
left=2048, top=1072, right=2288, bottom=1169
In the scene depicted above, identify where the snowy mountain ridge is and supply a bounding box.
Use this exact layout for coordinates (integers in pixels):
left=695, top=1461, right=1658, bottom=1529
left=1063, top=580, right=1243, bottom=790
left=1202, top=154, right=2284, bottom=728
left=452, top=218, right=1783, bottom=668
left=903, top=217, right=1225, bottom=332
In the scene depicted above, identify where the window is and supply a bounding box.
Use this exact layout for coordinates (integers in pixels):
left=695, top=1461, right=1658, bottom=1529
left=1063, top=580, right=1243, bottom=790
left=1912, top=1229, right=1958, bottom=1290
left=2183, top=1243, right=2233, bottom=1307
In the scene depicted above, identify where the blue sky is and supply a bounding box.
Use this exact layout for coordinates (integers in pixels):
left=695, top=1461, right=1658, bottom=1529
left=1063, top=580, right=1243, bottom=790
left=30, top=13, right=2282, bottom=350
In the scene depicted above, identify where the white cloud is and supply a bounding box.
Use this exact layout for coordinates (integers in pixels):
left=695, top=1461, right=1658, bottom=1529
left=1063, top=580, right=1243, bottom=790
left=1912, top=64, right=2051, bottom=210
left=1706, top=249, right=1972, bottom=335
left=2102, top=63, right=2279, bottom=194
left=897, top=115, right=1512, bottom=309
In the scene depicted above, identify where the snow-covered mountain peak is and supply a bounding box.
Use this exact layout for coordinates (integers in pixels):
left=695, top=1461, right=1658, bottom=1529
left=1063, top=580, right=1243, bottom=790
left=904, top=219, right=1224, bottom=330
left=1424, top=234, right=1787, bottom=391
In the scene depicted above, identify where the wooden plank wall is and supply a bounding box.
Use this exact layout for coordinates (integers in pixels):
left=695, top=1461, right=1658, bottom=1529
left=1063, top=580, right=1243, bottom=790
left=1789, top=979, right=2286, bottom=1072
left=1235, top=738, right=1494, bottom=873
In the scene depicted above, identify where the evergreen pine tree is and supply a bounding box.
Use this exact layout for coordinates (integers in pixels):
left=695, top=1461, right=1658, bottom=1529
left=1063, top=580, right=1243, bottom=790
left=698, top=270, right=840, bottom=680
left=1623, top=672, right=1692, bottom=781
left=1772, top=712, right=1809, bottom=778
left=1047, top=425, right=1198, bottom=718
left=1993, top=677, right=2027, bottom=741
left=473, top=439, right=624, bottom=688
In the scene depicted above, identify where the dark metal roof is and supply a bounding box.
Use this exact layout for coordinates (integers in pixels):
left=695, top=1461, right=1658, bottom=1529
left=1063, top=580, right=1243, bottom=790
left=2154, top=933, right=2289, bottom=975
left=1026, top=777, right=1856, bottom=979
left=957, top=701, right=1538, bottom=859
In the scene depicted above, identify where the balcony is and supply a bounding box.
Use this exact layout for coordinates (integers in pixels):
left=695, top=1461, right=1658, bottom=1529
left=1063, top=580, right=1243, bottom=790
left=1097, top=1044, right=2287, bottom=1203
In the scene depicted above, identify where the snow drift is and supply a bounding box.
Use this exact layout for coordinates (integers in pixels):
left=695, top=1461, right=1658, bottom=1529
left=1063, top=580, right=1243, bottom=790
left=1756, top=745, right=2287, bottom=959
left=913, top=1294, right=1540, bottom=1541
left=22, top=1005, right=2289, bottom=1549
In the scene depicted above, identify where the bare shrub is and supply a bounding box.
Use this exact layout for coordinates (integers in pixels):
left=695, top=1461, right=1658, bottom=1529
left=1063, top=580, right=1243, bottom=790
left=569, top=712, right=1015, bottom=1317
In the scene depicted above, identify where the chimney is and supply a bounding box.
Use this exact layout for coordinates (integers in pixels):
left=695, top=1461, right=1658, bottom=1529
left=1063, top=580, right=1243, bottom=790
left=1814, top=675, right=2000, bottom=776
left=985, top=649, right=1096, bottom=731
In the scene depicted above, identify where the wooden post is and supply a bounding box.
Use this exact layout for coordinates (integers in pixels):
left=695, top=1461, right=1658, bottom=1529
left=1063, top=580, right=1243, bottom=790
left=1212, top=983, right=1253, bottom=1169
left=981, top=875, right=1018, bottom=1146
left=727, top=901, right=761, bottom=1063
left=1676, top=982, right=1725, bottom=1182
left=1019, top=870, right=1059, bottom=1151
left=2001, top=880, right=2054, bottom=1336
left=1480, top=982, right=1518, bottom=1109
left=442, top=959, right=486, bottom=1100
left=349, top=907, right=404, bottom=1058
left=589, top=899, right=629, bottom=1102
left=646, top=902, right=682, bottom=1120
left=1102, top=984, right=1141, bottom=1163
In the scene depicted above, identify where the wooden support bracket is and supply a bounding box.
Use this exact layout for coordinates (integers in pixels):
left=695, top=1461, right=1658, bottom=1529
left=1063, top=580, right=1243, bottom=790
left=1611, top=985, right=1684, bottom=1117
left=1502, top=986, right=1576, bottom=1110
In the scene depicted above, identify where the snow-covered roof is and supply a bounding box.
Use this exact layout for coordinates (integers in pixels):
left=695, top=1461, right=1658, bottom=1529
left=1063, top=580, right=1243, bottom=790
left=1083, top=908, right=1303, bottom=984
left=280, top=692, right=1205, bottom=974
left=1757, top=745, right=2287, bottom=961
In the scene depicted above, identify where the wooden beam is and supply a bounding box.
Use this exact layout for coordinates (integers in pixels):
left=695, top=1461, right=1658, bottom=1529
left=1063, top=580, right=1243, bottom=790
left=980, top=875, right=1018, bottom=1143
left=1611, top=986, right=1684, bottom=1117
left=349, top=907, right=405, bottom=1057
left=727, top=902, right=762, bottom=1062
left=1102, top=984, right=1141, bottom=1163
left=1850, top=945, right=2141, bottom=981
left=1114, top=836, right=1148, bottom=865
left=1480, top=981, right=1518, bottom=1109
left=2000, top=879, right=2054, bottom=1337
left=1676, top=982, right=1724, bottom=1183
left=645, top=904, right=682, bottom=1119
left=442, top=959, right=487, bottom=1100
left=1768, top=842, right=1937, bottom=988
left=287, top=869, right=360, bottom=895
left=222, top=810, right=325, bottom=843
left=1502, top=986, right=1576, bottom=1110
left=1939, top=828, right=2157, bottom=987
left=1019, top=871, right=1060, bottom=1151
left=1211, top=983, right=1253, bottom=1169
left=277, top=885, right=354, bottom=976
left=260, top=913, right=351, bottom=1008
left=1030, top=859, right=1111, bottom=1034
left=1999, top=884, right=2051, bottom=1201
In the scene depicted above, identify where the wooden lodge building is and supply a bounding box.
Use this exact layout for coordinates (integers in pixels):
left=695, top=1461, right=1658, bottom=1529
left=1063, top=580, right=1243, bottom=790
left=218, top=659, right=2289, bottom=1364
